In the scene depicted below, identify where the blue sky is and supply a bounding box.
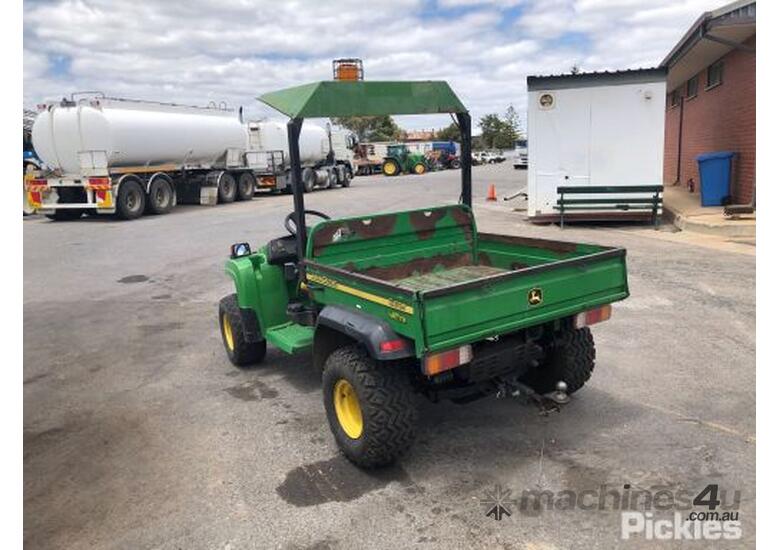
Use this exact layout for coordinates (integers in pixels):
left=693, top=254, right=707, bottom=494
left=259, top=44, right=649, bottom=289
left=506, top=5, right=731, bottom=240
left=23, top=0, right=723, bottom=132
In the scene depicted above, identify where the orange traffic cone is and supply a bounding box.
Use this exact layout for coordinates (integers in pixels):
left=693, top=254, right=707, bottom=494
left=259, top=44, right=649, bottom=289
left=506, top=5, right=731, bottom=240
left=486, top=184, right=497, bottom=201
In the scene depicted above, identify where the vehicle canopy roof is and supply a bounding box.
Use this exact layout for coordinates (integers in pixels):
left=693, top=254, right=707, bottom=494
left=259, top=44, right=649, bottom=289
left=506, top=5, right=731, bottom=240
left=258, top=81, right=468, bottom=118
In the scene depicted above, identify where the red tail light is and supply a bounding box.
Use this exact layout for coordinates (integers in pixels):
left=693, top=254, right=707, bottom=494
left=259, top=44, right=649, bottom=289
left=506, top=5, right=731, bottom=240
left=423, top=345, right=472, bottom=376
left=574, top=305, right=612, bottom=329
left=379, top=339, right=406, bottom=353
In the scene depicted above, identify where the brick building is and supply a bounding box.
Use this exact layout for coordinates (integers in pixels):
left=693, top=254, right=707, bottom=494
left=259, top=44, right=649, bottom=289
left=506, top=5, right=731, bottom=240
left=661, top=0, right=755, bottom=205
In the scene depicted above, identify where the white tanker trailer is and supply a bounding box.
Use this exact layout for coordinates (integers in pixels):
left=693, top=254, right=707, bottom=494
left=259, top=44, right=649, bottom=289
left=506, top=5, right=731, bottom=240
left=27, top=94, right=356, bottom=221
left=245, top=120, right=355, bottom=193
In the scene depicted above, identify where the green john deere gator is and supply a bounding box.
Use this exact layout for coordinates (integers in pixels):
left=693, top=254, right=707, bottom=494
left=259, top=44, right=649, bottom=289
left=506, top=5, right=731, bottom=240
left=218, top=79, right=629, bottom=468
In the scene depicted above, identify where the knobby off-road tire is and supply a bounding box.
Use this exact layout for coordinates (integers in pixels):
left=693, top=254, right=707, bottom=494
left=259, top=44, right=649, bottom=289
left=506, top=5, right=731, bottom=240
left=323, top=345, right=418, bottom=468
left=526, top=327, right=596, bottom=394
left=218, top=294, right=266, bottom=367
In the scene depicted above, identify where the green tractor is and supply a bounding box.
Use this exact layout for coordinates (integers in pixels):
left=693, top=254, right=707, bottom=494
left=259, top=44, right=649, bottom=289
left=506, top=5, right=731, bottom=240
left=218, top=79, right=629, bottom=468
left=381, top=144, right=429, bottom=176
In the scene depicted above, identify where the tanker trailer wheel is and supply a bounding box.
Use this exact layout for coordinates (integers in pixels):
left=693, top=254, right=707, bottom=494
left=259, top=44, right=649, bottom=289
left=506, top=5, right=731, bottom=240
left=146, top=177, right=174, bottom=215
left=217, top=173, right=237, bottom=203
left=323, top=345, right=418, bottom=468
left=116, top=179, right=146, bottom=220
left=341, top=167, right=352, bottom=187
left=327, top=168, right=339, bottom=189
left=524, top=327, right=596, bottom=395
left=236, top=173, right=256, bottom=201
left=301, top=168, right=316, bottom=193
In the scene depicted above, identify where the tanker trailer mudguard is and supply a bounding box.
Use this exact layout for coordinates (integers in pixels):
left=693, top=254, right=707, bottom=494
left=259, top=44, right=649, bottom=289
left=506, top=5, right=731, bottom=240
left=217, top=79, right=630, bottom=469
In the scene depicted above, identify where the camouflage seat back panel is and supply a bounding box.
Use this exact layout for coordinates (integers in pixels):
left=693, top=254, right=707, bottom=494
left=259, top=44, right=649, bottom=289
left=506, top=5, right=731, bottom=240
left=306, top=205, right=476, bottom=277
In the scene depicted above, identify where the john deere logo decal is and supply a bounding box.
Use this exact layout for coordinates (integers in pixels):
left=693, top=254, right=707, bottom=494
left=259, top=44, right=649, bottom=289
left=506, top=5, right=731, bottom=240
left=528, top=287, right=543, bottom=306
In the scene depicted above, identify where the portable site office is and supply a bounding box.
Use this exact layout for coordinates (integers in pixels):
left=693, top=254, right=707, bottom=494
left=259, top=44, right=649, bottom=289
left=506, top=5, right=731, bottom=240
left=526, top=68, right=668, bottom=224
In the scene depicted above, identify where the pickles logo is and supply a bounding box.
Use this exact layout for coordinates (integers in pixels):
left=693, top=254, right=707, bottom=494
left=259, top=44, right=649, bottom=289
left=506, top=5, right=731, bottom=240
left=528, top=287, right=543, bottom=306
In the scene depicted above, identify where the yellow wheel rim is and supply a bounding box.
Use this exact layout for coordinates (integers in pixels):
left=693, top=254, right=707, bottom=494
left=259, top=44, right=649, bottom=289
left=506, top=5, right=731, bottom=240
left=333, top=379, right=363, bottom=439
left=414, top=164, right=425, bottom=174
left=222, top=313, right=234, bottom=352
left=383, top=162, right=396, bottom=176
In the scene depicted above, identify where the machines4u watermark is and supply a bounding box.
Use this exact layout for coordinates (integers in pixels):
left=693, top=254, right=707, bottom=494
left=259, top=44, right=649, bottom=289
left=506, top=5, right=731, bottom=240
left=479, top=482, right=742, bottom=541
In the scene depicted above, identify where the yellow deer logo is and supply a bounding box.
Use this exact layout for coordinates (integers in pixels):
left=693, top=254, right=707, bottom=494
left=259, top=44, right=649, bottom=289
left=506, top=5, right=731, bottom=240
left=528, top=288, right=543, bottom=306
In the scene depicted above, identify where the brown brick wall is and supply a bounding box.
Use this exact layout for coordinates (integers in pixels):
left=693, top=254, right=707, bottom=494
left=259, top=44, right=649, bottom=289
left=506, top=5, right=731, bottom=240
left=663, top=35, right=755, bottom=205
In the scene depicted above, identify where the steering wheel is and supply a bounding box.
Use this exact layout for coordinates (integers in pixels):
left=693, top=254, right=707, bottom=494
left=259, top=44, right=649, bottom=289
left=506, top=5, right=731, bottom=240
left=284, top=210, right=330, bottom=236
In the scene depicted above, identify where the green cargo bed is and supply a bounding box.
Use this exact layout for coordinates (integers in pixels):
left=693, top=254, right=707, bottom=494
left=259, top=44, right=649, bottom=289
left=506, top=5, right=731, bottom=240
left=304, top=205, right=629, bottom=356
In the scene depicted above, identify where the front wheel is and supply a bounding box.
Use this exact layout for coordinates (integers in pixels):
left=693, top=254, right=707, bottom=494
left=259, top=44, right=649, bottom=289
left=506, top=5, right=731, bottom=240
left=323, top=345, right=417, bottom=468
left=524, top=327, right=596, bottom=394
left=413, top=162, right=427, bottom=175
left=219, top=294, right=266, bottom=367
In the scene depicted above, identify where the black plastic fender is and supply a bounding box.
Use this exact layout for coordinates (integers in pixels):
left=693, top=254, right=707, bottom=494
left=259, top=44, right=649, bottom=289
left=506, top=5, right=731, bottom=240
left=313, top=305, right=414, bottom=370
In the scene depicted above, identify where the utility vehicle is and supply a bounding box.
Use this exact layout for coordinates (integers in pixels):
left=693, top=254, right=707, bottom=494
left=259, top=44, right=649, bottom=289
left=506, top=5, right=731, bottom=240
left=218, top=79, right=629, bottom=468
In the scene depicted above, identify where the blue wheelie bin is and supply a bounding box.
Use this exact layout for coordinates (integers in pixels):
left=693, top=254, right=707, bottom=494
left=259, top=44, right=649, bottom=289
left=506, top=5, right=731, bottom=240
left=696, top=151, right=735, bottom=206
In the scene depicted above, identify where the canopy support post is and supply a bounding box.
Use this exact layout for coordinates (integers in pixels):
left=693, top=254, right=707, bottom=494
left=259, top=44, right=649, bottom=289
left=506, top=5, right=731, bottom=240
left=287, top=118, right=307, bottom=262
left=457, top=112, right=472, bottom=208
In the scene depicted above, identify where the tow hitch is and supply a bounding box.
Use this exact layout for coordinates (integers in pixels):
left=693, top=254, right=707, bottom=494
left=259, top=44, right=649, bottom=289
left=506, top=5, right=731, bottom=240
left=495, top=380, right=570, bottom=415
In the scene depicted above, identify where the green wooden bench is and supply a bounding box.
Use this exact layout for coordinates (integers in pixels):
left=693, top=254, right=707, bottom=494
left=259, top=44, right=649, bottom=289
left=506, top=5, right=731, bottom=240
left=555, top=185, right=664, bottom=228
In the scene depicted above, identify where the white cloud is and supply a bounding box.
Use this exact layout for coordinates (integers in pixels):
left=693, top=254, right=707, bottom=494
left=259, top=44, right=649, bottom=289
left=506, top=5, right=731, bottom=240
left=24, top=0, right=727, bottom=132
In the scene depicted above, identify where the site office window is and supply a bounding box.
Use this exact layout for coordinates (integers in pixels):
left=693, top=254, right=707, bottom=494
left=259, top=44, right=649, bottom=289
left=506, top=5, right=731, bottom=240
left=706, top=60, right=724, bottom=89
left=686, top=74, right=698, bottom=99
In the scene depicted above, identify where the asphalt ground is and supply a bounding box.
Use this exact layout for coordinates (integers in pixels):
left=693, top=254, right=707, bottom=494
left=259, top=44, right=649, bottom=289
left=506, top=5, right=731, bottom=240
left=24, top=162, right=755, bottom=549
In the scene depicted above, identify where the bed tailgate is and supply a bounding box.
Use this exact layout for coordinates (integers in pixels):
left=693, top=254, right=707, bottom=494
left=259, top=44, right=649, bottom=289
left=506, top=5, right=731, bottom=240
left=419, top=248, right=629, bottom=353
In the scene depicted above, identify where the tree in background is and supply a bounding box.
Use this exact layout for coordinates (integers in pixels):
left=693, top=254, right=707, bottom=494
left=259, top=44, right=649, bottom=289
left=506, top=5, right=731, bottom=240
left=435, top=122, right=461, bottom=142
left=478, top=109, right=519, bottom=150
left=504, top=105, right=521, bottom=138
left=332, top=116, right=402, bottom=142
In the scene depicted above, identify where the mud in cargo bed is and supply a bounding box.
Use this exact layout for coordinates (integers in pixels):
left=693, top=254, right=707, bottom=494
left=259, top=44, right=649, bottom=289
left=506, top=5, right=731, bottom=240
left=393, top=265, right=508, bottom=291
left=304, top=204, right=624, bottom=293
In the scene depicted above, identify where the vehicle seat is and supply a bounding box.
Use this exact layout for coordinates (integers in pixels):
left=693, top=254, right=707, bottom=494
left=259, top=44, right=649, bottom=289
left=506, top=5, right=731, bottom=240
left=266, top=235, right=298, bottom=266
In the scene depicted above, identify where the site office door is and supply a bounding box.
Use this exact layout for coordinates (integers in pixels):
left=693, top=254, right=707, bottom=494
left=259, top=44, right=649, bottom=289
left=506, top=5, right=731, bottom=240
left=529, top=88, right=591, bottom=217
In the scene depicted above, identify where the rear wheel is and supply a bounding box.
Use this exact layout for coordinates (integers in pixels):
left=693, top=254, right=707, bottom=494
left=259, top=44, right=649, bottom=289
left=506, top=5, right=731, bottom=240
left=116, top=180, right=146, bottom=220
left=217, top=173, right=237, bottom=203
left=524, top=327, right=596, bottom=394
left=450, top=159, right=461, bottom=170
left=341, top=169, right=352, bottom=187
left=327, top=168, right=339, bottom=189
left=146, top=177, right=174, bottom=215
left=218, top=294, right=266, bottom=367
left=237, top=173, right=255, bottom=201
left=302, top=168, right=316, bottom=192
left=382, top=159, right=400, bottom=177
left=323, top=345, right=417, bottom=468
